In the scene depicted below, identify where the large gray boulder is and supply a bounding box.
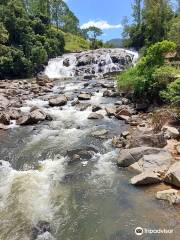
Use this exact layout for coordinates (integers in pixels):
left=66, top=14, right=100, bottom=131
left=49, top=95, right=67, bottom=107
left=117, top=147, right=172, bottom=177
left=164, top=162, right=180, bottom=188
left=130, top=170, right=162, bottom=185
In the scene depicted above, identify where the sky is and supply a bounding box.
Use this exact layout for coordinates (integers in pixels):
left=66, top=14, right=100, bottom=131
left=65, top=0, right=134, bottom=41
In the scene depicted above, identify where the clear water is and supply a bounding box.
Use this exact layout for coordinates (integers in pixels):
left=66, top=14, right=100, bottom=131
left=0, top=79, right=179, bottom=240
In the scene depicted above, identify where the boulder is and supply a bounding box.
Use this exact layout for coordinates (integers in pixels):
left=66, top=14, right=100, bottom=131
left=78, top=93, right=91, bottom=100
left=163, top=126, right=179, bottom=139
left=117, top=147, right=171, bottom=168
left=103, top=90, right=119, bottom=98
left=31, top=221, right=51, bottom=240
left=121, top=131, right=130, bottom=138
left=0, top=123, right=8, bottom=130
left=130, top=170, right=162, bottom=185
left=135, top=103, right=149, bottom=111
left=164, top=162, right=180, bottom=188
left=88, top=113, right=104, bottom=120
left=30, top=109, right=46, bottom=123
left=71, top=99, right=80, bottom=106
left=16, top=115, right=31, bottom=125
left=105, top=107, right=116, bottom=117
left=175, top=143, right=180, bottom=155
left=91, top=129, right=108, bottom=137
left=8, top=108, right=21, bottom=120
left=92, top=105, right=102, bottom=112
left=0, top=95, right=9, bottom=109
left=116, top=107, right=132, bottom=117
left=76, top=103, right=90, bottom=111
left=130, top=131, right=167, bottom=148
left=156, top=189, right=180, bottom=205
left=49, top=95, right=67, bottom=107
left=36, top=74, right=50, bottom=86
left=0, top=112, right=10, bottom=125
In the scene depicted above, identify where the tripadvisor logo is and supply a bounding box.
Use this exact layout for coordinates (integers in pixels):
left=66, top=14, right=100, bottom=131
left=135, top=227, right=144, bottom=236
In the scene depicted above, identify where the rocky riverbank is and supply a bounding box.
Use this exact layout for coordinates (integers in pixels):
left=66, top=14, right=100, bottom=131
left=0, top=74, right=180, bottom=206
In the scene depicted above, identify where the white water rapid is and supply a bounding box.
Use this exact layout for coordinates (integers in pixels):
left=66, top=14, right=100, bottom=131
left=45, top=48, right=138, bottom=79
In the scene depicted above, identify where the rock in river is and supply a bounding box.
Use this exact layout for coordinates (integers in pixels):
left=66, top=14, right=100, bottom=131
left=130, top=170, right=162, bottom=185
left=156, top=189, right=180, bottom=205
left=78, top=93, right=91, bottom=100
left=88, top=113, right=104, bottom=120
left=49, top=95, right=67, bottom=107
left=164, top=162, right=180, bottom=188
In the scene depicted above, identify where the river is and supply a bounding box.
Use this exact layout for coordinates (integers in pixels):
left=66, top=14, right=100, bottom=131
left=0, top=49, right=179, bottom=240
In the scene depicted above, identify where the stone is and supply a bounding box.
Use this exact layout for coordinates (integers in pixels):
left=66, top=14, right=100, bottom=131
left=121, top=98, right=129, bottom=105
left=115, top=101, right=123, bottom=106
left=156, top=189, right=180, bottom=205
left=16, top=115, right=31, bottom=125
left=0, top=112, right=10, bottom=125
left=130, top=170, right=162, bottom=185
left=116, top=107, right=132, bottom=117
left=76, top=103, right=90, bottom=111
left=103, top=90, right=119, bottom=98
left=164, top=162, right=180, bottom=188
left=0, top=95, right=9, bottom=109
left=78, top=93, right=91, bottom=100
left=71, top=99, right=80, bottom=106
left=91, top=129, right=108, bottom=137
left=31, top=221, right=51, bottom=240
left=30, top=109, right=46, bottom=123
left=130, top=131, right=167, bottom=148
left=121, top=131, right=130, bottom=138
left=49, top=95, right=67, bottom=107
left=0, top=123, right=8, bottom=130
left=88, top=113, right=104, bottom=120
left=163, top=126, right=179, bottom=139
left=92, top=105, right=102, bottom=112
left=105, top=107, right=116, bottom=117
left=115, top=115, right=130, bottom=122
left=175, top=143, right=180, bottom=155
left=128, top=162, right=143, bottom=173
left=117, top=147, right=171, bottom=167
left=8, top=108, right=21, bottom=120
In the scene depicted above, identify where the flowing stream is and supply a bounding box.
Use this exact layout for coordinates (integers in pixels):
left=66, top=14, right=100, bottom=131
left=0, top=49, right=180, bottom=240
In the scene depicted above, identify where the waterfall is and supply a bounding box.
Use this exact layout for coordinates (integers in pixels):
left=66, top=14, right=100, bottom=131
left=44, top=48, right=139, bottom=79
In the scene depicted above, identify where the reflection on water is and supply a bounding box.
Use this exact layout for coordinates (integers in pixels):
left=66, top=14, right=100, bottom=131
left=0, top=80, right=179, bottom=240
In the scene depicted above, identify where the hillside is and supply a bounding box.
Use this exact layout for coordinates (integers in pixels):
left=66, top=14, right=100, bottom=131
left=106, top=38, right=123, bottom=48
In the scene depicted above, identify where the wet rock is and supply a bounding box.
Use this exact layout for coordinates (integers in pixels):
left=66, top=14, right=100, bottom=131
left=30, top=109, right=46, bottom=123
left=128, top=162, right=143, bottom=173
left=121, top=98, right=129, bottom=105
left=117, top=147, right=171, bottom=168
left=36, top=74, right=50, bottom=86
left=31, top=221, right=51, bottom=240
left=63, top=58, right=70, bottom=67
left=84, top=75, right=93, bottom=80
left=121, top=131, right=130, bottom=138
left=0, top=123, right=8, bottom=130
left=0, top=95, right=9, bottom=109
left=49, top=95, right=67, bottom=107
left=78, top=93, right=91, bottom=100
left=103, top=90, right=119, bottom=98
left=84, top=82, right=89, bottom=87
left=115, top=101, right=123, bottom=106
left=92, top=105, right=102, bottom=112
left=163, top=126, right=179, bottom=139
left=105, top=107, right=116, bottom=117
left=115, top=115, right=130, bottom=122
left=67, top=147, right=97, bottom=164
left=116, top=107, right=132, bottom=117
left=0, top=112, right=10, bottom=125
left=91, top=129, right=108, bottom=137
left=101, top=83, right=114, bottom=89
left=130, top=170, right=162, bottom=185
left=156, top=189, right=180, bottom=205
left=164, top=162, right=180, bottom=188
left=175, top=143, right=180, bottom=155
left=88, top=113, right=104, bottom=120
left=71, top=99, right=80, bottom=106
left=16, top=115, right=31, bottom=125
left=76, top=103, right=90, bottom=111
left=8, top=108, right=21, bottom=120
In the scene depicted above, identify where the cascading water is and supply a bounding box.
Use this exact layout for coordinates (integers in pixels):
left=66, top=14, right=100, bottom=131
left=44, top=48, right=138, bottom=79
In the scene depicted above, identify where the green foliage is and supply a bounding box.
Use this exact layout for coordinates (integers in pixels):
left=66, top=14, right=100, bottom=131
left=117, top=40, right=177, bottom=102
left=83, top=26, right=103, bottom=49
left=123, top=0, right=174, bottom=50
left=0, top=0, right=65, bottom=79
left=161, top=78, right=180, bottom=106
left=167, top=16, right=180, bottom=50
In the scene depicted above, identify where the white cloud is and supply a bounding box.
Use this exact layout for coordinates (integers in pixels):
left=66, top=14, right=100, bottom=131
left=81, top=20, right=122, bottom=30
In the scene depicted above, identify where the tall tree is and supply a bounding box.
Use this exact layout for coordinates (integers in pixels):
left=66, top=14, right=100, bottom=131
left=85, top=26, right=103, bottom=49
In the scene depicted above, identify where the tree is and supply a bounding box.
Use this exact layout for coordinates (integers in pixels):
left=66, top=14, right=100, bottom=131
left=85, top=26, right=103, bottom=49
